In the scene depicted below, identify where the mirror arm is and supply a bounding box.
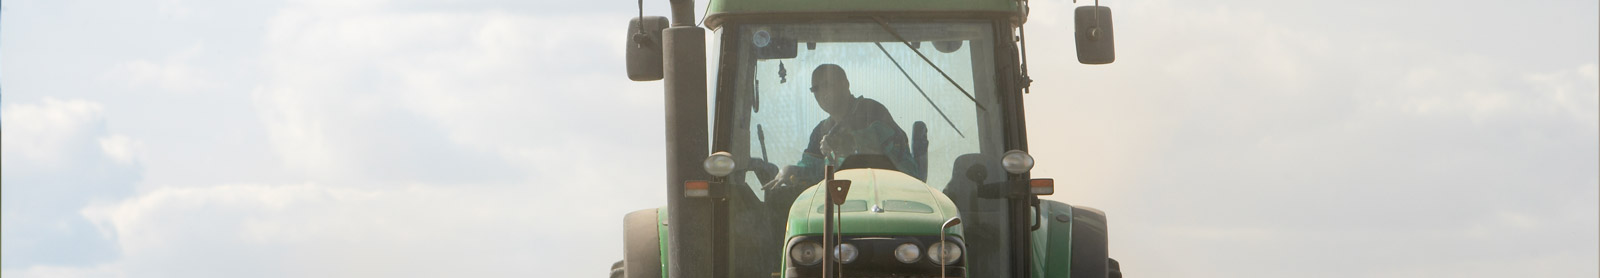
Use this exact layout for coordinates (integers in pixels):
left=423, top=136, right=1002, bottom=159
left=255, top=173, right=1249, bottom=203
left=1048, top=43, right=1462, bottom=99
left=669, top=0, right=696, bottom=26
left=1017, top=0, right=1033, bottom=94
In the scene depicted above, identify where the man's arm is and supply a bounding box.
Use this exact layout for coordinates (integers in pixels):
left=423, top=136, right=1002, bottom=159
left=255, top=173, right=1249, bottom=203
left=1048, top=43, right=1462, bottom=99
left=791, top=120, right=830, bottom=186
left=764, top=120, right=830, bottom=191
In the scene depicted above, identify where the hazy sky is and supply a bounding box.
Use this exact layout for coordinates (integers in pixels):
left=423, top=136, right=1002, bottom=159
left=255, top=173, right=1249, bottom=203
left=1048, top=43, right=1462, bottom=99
left=2, top=0, right=1595, bottom=277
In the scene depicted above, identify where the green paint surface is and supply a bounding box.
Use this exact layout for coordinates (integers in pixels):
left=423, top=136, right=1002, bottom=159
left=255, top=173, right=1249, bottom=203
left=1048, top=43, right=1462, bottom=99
left=784, top=169, right=964, bottom=238
left=656, top=207, right=669, bottom=278
left=706, top=0, right=1022, bottom=27
left=710, top=0, right=1018, bottom=14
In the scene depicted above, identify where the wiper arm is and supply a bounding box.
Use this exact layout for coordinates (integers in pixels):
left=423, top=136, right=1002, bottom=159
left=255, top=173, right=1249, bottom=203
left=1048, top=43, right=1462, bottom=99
left=871, top=17, right=986, bottom=111
left=874, top=42, right=966, bottom=138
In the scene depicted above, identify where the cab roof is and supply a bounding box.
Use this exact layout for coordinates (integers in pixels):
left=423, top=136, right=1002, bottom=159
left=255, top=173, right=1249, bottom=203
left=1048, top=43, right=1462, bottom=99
left=705, top=0, right=1024, bottom=28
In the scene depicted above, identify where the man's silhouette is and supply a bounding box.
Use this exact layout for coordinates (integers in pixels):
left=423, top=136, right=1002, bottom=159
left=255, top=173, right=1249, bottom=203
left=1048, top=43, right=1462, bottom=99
left=763, top=64, right=920, bottom=192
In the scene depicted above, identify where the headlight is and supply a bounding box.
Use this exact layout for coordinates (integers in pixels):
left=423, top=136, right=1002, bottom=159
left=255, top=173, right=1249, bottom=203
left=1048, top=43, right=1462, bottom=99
left=1001, top=150, right=1034, bottom=174
left=927, top=241, right=963, bottom=265
left=833, top=243, right=859, bottom=264
left=791, top=241, right=824, bottom=266
left=704, top=152, right=736, bottom=177
left=893, top=243, right=921, bottom=264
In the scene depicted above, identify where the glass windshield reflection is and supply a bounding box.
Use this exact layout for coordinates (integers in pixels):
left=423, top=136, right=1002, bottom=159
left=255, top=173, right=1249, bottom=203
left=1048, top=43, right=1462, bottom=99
left=716, top=20, right=1013, bottom=278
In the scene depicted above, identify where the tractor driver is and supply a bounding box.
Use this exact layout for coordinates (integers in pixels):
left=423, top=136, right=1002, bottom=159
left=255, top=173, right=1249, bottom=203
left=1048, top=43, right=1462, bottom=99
left=762, top=64, right=922, bottom=192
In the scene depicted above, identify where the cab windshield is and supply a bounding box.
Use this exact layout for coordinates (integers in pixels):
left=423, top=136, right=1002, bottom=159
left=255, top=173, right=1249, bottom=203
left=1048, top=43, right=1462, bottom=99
left=714, top=19, right=1015, bottom=277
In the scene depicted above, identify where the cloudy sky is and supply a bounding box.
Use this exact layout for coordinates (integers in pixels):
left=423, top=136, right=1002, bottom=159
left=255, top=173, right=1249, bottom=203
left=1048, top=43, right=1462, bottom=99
left=2, top=0, right=1595, bottom=277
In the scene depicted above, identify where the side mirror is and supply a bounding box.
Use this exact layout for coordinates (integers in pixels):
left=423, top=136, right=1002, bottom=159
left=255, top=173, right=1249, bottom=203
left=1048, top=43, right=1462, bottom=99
left=626, top=16, right=670, bottom=81
left=1074, top=6, right=1115, bottom=65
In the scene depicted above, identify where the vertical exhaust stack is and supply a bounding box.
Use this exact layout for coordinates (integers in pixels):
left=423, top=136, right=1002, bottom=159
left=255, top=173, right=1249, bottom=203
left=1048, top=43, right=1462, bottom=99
left=661, top=1, right=712, bottom=278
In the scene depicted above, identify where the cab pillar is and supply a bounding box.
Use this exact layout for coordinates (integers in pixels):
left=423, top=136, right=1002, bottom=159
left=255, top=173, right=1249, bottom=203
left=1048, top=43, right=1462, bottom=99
left=662, top=1, right=712, bottom=277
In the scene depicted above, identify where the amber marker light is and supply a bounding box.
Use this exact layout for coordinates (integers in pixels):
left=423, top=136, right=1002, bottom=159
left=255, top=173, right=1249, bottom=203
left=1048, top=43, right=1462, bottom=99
left=1029, top=178, right=1054, bottom=195
left=684, top=180, right=711, bottom=197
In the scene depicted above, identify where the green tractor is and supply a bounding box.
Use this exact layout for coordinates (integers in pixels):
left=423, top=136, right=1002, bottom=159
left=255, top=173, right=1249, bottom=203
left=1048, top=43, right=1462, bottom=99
left=613, top=0, right=1121, bottom=277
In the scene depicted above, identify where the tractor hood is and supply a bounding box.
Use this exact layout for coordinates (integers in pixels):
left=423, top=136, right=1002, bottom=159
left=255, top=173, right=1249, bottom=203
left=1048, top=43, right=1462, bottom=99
left=785, top=168, right=963, bottom=237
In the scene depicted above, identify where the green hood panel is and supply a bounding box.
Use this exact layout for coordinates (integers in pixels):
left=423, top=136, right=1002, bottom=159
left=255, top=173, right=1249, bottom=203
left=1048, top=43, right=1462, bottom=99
left=708, top=0, right=1019, bottom=16
left=785, top=169, right=963, bottom=237
left=704, top=0, right=1024, bottom=28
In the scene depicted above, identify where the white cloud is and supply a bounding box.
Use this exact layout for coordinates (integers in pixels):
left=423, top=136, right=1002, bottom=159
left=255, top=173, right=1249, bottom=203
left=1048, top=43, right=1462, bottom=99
left=253, top=1, right=656, bottom=185
left=58, top=178, right=656, bottom=277
left=1, top=98, right=106, bottom=167
left=1520, top=63, right=1600, bottom=129
left=105, top=44, right=213, bottom=93
left=97, top=134, right=142, bottom=164
left=0, top=264, right=120, bottom=278
left=1024, top=1, right=1597, bottom=277
left=157, top=0, right=193, bottom=18
left=7, top=1, right=665, bottom=276
left=74, top=183, right=546, bottom=277
left=2, top=98, right=138, bottom=271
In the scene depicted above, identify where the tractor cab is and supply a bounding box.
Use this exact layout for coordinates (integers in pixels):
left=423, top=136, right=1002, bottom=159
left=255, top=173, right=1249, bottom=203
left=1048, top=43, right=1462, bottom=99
left=617, top=0, right=1119, bottom=277
left=711, top=17, right=1017, bottom=277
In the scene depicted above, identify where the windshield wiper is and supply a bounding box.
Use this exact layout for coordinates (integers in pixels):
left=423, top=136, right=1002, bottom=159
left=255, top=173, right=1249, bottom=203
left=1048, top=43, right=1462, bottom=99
left=871, top=17, right=986, bottom=111
left=874, top=42, right=966, bottom=138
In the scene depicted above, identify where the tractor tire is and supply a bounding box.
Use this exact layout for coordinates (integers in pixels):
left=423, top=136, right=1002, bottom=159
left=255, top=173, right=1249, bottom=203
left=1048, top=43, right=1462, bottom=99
left=609, top=260, right=625, bottom=278
left=1069, top=206, right=1110, bottom=278
left=622, top=208, right=663, bottom=278
left=1108, top=258, right=1122, bottom=278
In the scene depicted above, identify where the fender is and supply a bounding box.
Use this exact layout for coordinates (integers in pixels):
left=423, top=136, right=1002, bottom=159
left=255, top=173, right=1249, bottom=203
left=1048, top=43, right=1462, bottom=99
left=1032, top=200, right=1110, bottom=278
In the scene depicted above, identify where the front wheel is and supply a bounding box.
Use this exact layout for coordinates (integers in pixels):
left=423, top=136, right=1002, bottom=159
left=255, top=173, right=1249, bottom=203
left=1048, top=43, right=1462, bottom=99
left=609, top=260, right=624, bottom=278
left=1108, top=258, right=1122, bottom=278
left=621, top=209, right=663, bottom=278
